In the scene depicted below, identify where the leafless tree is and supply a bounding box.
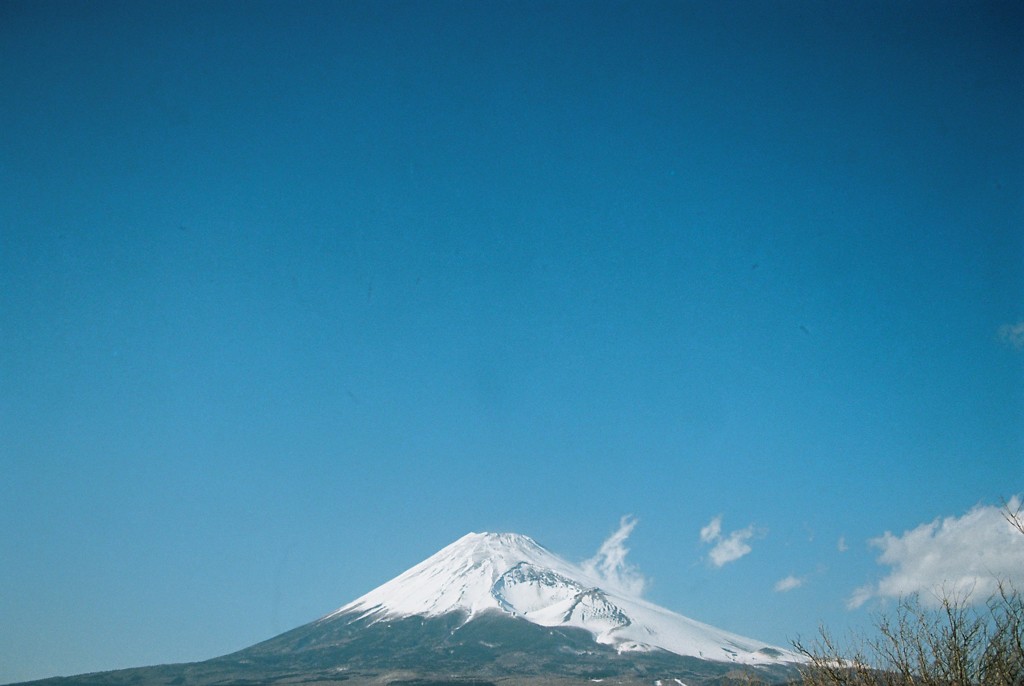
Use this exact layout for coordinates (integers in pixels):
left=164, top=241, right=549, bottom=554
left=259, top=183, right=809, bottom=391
left=794, top=500, right=1024, bottom=686
left=1003, top=497, right=1024, bottom=537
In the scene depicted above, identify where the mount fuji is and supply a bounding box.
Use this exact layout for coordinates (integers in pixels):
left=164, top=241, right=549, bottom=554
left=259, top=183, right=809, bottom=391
left=11, top=531, right=803, bottom=686
left=323, top=532, right=797, bottom=665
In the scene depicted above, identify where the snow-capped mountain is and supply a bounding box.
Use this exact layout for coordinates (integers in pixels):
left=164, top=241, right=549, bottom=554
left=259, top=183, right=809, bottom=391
left=323, top=531, right=800, bottom=666
left=10, top=531, right=803, bottom=686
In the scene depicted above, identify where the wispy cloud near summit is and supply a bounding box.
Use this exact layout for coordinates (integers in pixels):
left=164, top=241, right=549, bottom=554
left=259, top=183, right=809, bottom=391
left=583, top=515, right=647, bottom=597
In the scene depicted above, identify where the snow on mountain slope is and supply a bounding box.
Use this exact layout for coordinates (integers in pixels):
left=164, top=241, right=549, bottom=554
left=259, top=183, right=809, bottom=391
left=323, top=532, right=801, bottom=666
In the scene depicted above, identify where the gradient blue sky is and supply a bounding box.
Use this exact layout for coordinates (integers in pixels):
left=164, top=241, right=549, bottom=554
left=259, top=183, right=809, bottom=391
left=2, top=1, right=1022, bottom=682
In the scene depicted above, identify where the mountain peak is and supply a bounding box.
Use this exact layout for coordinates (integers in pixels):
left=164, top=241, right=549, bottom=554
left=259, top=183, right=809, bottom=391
left=323, top=530, right=802, bottom=666
left=454, top=530, right=543, bottom=548
left=444, top=531, right=550, bottom=570
left=327, top=530, right=577, bottom=623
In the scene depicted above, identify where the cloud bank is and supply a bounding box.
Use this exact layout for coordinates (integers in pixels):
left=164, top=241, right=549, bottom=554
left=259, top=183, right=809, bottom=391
left=584, top=515, right=647, bottom=596
left=699, top=515, right=757, bottom=567
left=849, top=497, right=1024, bottom=609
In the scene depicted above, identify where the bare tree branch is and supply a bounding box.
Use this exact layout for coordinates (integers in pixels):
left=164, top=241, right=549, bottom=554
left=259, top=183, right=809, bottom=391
left=1002, top=497, right=1024, bottom=537
left=794, top=503, right=1024, bottom=686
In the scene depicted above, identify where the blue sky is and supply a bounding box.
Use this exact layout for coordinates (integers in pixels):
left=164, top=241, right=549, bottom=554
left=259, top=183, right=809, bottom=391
left=1, top=0, right=1022, bottom=682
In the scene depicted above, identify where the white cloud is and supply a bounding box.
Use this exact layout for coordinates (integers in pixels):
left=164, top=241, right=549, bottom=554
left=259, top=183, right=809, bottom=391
left=699, top=515, right=722, bottom=543
left=848, top=497, right=1024, bottom=609
left=847, top=585, right=874, bottom=610
left=708, top=526, right=755, bottom=567
left=583, top=515, right=647, bottom=597
left=837, top=536, right=848, bottom=552
left=998, top=321, right=1024, bottom=350
left=774, top=575, right=804, bottom=593
left=699, top=516, right=757, bottom=568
